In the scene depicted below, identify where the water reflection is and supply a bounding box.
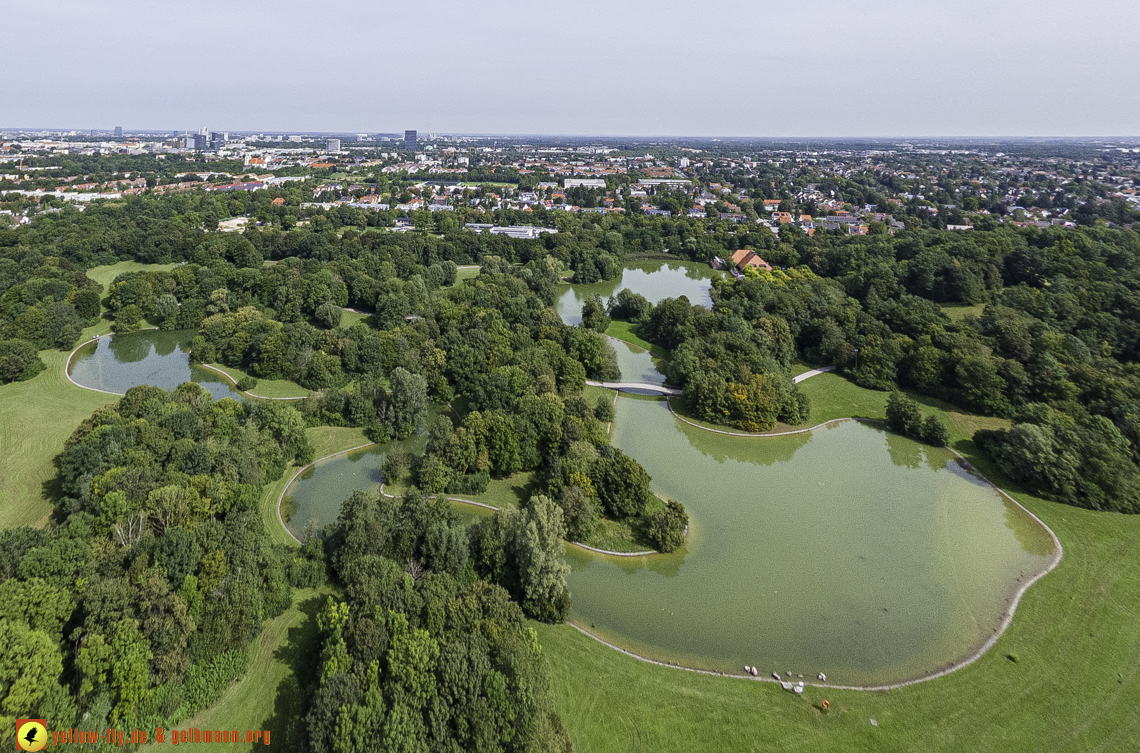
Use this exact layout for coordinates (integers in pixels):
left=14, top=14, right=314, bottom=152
left=673, top=405, right=813, bottom=465
left=283, top=411, right=439, bottom=539
left=69, top=329, right=241, bottom=401
left=556, top=260, right=721, bottom=325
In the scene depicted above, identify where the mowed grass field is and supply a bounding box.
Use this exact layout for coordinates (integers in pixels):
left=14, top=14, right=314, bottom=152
left=259, top=426, right=372, bottom=548
left=0, top=344, right=116, bottom=527
left=604, top=320, right=671, bottom=360
left=86, top=260, right=178, bottom=292
left=138, top=587, right=332, bottom=752
left=7, top=253, right=1140, bottom=753
left=537, top=494, right=1140, bottom=752
left=941, top=302, right=987, bottom=322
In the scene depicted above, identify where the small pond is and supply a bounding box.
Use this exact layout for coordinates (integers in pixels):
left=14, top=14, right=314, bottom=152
left=68, top=329, right=243, bottom=401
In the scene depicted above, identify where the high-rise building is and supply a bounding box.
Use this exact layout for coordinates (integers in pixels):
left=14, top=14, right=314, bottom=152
left=404, top=130, right=417, bottom=150
left=193, top=133, right=208, bottom=150
left=114, top=126, right=123, bottom=138
left=326, top=138, right=341, bottom=153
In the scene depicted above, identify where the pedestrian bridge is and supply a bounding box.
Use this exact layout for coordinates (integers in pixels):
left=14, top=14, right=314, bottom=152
left=585, top=380, right=682, bottom=396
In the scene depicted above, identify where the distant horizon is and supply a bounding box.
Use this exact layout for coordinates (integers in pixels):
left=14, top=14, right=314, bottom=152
left=4, top=128, right=1140, bottom=143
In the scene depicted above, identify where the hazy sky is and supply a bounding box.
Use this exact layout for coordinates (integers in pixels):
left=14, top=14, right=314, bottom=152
left=3, top=0, right=1138, bottom=136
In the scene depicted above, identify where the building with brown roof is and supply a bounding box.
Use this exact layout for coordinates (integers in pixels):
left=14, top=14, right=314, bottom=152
left=729, top=249, right=772, bottom=272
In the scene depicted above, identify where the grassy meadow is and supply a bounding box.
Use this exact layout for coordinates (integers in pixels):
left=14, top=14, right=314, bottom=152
left=0, top=343, right=116, bottom=527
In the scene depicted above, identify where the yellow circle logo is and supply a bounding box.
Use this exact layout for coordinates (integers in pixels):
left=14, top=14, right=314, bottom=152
left=16, top=720, right=47, bottom=752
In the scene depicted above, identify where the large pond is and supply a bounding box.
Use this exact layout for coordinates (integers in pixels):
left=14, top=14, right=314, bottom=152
left=564, top=398, right=1055, bottom=685
left=556, top=259, right=720, bottom=325
left=68, top=329, right=243, bottom=400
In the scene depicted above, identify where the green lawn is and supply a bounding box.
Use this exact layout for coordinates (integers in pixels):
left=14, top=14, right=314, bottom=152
left=204, top=363, right=312, bottom=399
left=537, top=373, right=1140, bottom=751
left=605, top=320, right=671, bottom=360
left=455, top=265, right=481, bottom=284
left=0, top=345, right=117, bottom=528
left=790, top=358, right=818, bottom=377
left=669, top=372, right=1010, bottom=447
left=86, top=261, right=178, bottom=293
left=387, top=471, right=539, bottom=513
left=139, top=587, right=330, bottom=752
left=941, top=302, right=987, bottom=322
left=340, top=308, right=370, bottom=328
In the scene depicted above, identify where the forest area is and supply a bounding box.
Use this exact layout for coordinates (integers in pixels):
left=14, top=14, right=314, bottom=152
left=0, top=187, right=1138, bottom=750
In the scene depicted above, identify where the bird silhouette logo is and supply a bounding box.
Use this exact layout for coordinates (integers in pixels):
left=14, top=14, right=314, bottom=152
left=15, top=720, right=47, bottom=752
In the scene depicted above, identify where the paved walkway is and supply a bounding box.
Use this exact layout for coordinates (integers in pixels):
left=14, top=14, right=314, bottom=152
left=792, top=365, right=835, bottom=383
left=586, top=380, right=681, bottom=395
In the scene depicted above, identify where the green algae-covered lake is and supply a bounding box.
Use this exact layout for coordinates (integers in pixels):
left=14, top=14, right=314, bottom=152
left=68, top=329, right=244, bottom=400
left=565, top=398, right=1056, bottom=685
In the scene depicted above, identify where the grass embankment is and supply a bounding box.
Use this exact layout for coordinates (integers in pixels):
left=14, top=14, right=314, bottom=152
left=1, top=262, right=186, bottom=527
left=669, top=372, right=1009, bottom=442
left=339, top=308, right=371, bottom=328
left=537, top=491, right=1140, bottom=751
left=139, top=587, right=331, bottom=752
left=604, top=320, right=671, bottom=360
left=455, top=265, right=481, bottom=284
left=259, top=426, right=371, bottom=548
left=204, top=362, right=312, bottom=400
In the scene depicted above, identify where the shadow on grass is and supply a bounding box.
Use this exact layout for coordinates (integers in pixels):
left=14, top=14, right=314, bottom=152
left=256, top=594, right=325, bottom=751
left=510, top=476, right=540, bottom=505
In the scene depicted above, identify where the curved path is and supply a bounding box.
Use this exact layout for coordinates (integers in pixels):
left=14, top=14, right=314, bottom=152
left=586, top=363, right=831, bottom=398
left=197, top=363, right=310, bottom=401
left=276, top=442, right=377, bottom=544
left=379, top=485, right=657, bottom=557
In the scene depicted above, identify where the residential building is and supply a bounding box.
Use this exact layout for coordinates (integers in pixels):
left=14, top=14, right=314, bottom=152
left=326, top=138, right=341, bottom=153
left=729, top=249, right=772, bottom=272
